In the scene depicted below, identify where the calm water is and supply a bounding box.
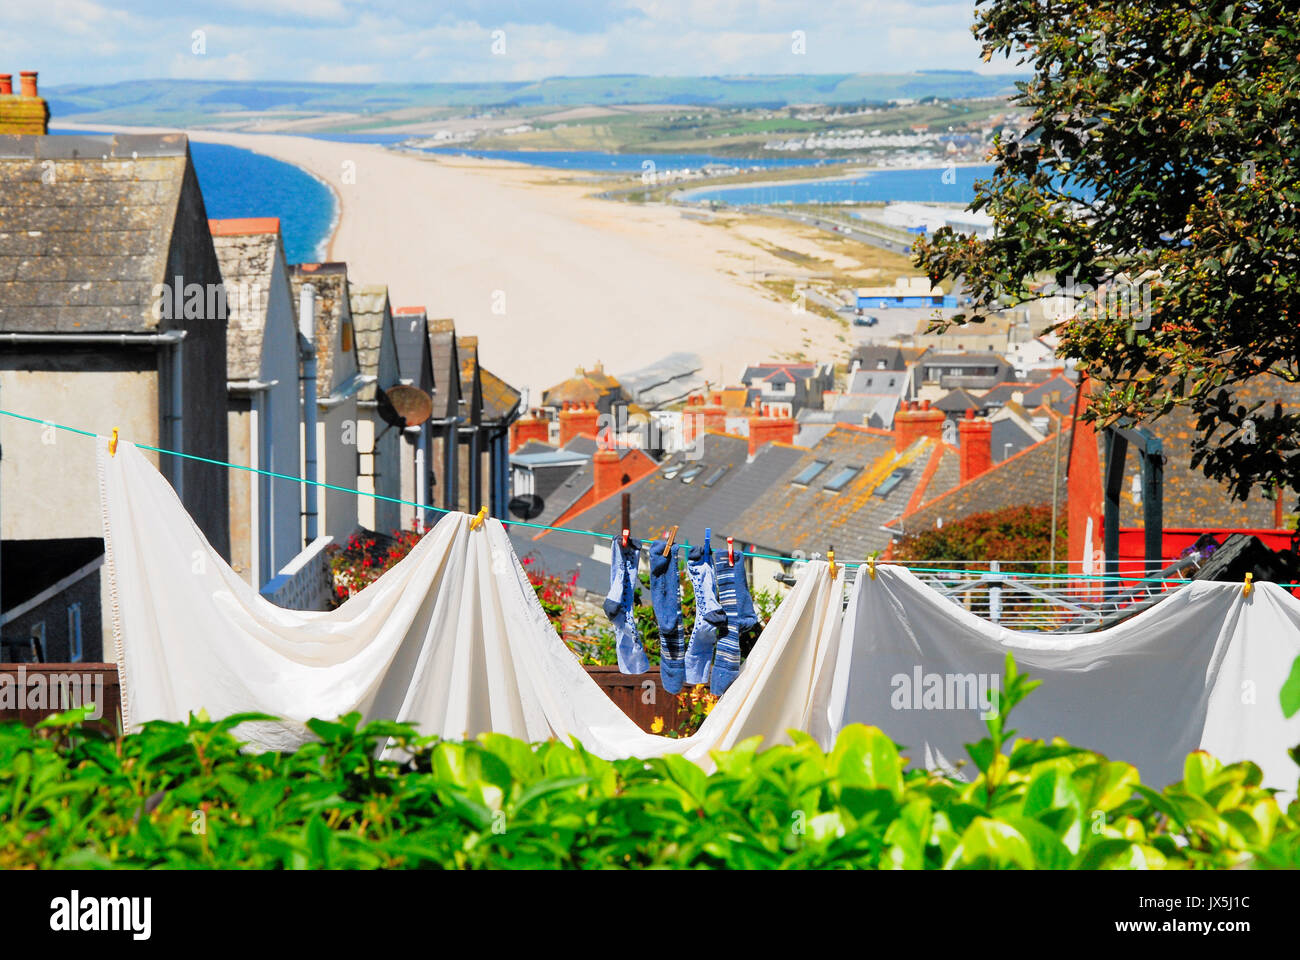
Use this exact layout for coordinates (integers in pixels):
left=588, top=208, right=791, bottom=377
left=679, top=164, right=998, bottom=205
left=410, top=145, right=827, bottom=173
left=51, top=130, right=337, bottom=264
left=188, top=142, right=337, bottom=263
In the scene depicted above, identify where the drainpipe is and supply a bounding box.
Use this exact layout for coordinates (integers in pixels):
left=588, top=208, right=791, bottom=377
left=298, top=285, right=319, bottom=545
left=414, top=425, right=428, bottom=532
left=0, top=330, right=186, bottom=492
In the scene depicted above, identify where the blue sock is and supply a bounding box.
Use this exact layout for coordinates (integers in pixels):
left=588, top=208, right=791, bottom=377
left=711, top=550, right=757, bottom=695
left=648, top=539, right=685, bottom=694
left=684, top=545, right=727, bottom=685
left=603, top=536, right=648, bottom=674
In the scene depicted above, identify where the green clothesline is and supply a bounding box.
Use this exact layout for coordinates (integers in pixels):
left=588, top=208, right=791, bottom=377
left=1, top=407, right=1293, bottom=589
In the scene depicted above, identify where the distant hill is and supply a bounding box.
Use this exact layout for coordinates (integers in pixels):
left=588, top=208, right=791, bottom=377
left=46, top=72, right=1025, bottom=128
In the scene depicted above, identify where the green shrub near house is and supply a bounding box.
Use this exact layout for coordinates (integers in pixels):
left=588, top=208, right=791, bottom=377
left=3, top=656, right=1297, bottom=869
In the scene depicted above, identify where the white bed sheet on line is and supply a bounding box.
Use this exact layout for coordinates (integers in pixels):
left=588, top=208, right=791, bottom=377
left=98, top=439, right=846, bottom=767
left=833, top=564, right=1300, bottom=790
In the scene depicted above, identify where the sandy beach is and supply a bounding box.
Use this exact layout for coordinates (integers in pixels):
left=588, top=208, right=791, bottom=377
left=61, top=124, right=907, bottom=402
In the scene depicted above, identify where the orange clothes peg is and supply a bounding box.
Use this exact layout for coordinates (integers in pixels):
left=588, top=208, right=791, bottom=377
left=663, top=525, right=678, bottom=557
left=109, top=427, right=119, bottom=457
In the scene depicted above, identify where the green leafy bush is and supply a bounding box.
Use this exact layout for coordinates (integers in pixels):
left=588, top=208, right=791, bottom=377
left=3, top=657, right=1297, bottom=869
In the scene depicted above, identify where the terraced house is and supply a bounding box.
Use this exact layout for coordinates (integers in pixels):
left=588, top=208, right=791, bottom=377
left=0, top=131, right=230, bottom=659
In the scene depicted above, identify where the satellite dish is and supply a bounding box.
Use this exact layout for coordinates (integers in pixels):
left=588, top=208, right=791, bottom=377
left=378, top=384, right=434, bottom=428
left=509, top=494, right=545, bottom=521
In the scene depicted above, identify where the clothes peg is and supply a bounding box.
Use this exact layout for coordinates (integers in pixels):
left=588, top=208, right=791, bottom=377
left=704, top=527, right=711, bottom=554
left=727, top=536, right=735, bottom=566
left=109, top=427, right=119, bottom=457
left=828, top=545, right=836, bottom=579
left=1243, top=572, right=1254, bottom=598
left=866, top=556, right=877, bottom=580
left=663, top=525, right=678, bottom=557
left=470, top=506, right=488, bottom=530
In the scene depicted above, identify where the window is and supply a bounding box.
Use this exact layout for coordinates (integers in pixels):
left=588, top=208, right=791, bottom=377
left=823, top=466, right=861, bottom=492
left=679, top=465, right=704, bottom=483
left=702, top=465, right=728, bottom=487
left=341, top=321, right=354, bottom=353
left=791, top=460, right=829, bottom=485
left=67, top=604, right=83, bottom=663
left=661, top=463, right=682, bottom=479
left=874, top=468, right=911, bottom=498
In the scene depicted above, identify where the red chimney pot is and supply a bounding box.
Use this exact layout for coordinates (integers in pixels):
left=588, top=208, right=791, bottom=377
left=0, top=75, right=12, bottom=96
left=19, top=71, right=37, bottom=98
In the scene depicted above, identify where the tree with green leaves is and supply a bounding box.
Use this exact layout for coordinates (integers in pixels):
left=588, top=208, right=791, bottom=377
left=914, top=1, right=1299, bottom=509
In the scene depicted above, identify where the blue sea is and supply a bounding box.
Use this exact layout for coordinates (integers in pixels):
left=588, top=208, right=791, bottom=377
left=52, top=129, right=337, bottom=264
left=679, top=164, right=999, bottom=206
left=188, top=142, right=337, bottom=263
left=408, top=145, right=827, bottom=173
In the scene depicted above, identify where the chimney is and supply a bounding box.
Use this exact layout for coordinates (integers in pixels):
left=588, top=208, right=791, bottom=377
left=510, top=408, right=549, bottom=452
left=748, top=403, right=795, bottom=456
left=958, top=408, right=994, bottom=483
left=0, top=70, right=50, bottom=135
left=559, top=400, right=600, bottom=446
left=592, top=443, right=624, bottom=501
left=893, top=398, right=945, bottom=451
left=699, top=391, right=727, bottom=434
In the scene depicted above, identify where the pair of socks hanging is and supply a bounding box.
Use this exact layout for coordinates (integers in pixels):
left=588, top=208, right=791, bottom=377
left=602, top=535, right=649, bottom=674
left=711, top=546, right=759, bottom=695
left=645, top=538, right=756, bottom=696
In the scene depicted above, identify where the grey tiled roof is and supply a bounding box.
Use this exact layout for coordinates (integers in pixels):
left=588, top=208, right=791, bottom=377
left=428, top=319, right=459, bottom=420
left=349, top=284, right=389, bottom=402
left=0, top=133, right=197, bottom=332
left=730, top=426, right=960, bottom=560
left=536, top=433, right=752, bottom=554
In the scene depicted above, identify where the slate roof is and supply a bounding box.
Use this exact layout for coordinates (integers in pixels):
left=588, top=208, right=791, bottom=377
left=890, top=426, right=1071, bottom=536
left=349, top=284, right=389, bottom=402
left=289, top=262, right=353, bottom=400
left=847, top=368, right=907, bottom=394
left=990, top=417, right=1038, bottom=463
left=536, top=433, right=754, bottom=553
left=210, top=218, right=284, bottom=381
left=1020, top=374, right=1076, bottom=415
left=850, top=345, right=912, bottom=371
left=976, top=381, right=1026, bottom=409
left=730, top=426, right=961, bottom=560
left=0, top=133, right=199, bottom=332
left=427, top=318, right=459, bottom=420
left=935, top=388, right=983, bottom=414
left=391, top=306, right=432, bottom=388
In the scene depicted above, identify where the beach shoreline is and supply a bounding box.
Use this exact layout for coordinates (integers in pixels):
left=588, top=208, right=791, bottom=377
left=54, top=121, right=889, bottom=402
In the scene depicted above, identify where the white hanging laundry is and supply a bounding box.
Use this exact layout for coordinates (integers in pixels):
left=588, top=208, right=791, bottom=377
left=98, top=439, right=846, bottom=767
left=835, top=564, right=1300, bottom=790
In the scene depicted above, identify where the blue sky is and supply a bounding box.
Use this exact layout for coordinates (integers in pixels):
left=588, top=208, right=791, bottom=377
left=0, top=1, right=1014, bottom=87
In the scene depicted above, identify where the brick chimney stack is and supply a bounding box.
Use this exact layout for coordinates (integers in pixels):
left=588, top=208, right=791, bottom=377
left=893, top=398, right=946, bottom=451
left=0, top=70, right=50, bottom=135
left=748, top=403, right=795, bottom=456
left=558, top=400, right=600, bottom=447
left=592, top=442, right=625, bottom=502
left=958, top=408, right=994, bottom=482
left=509, top=408, right=550, bottom=452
